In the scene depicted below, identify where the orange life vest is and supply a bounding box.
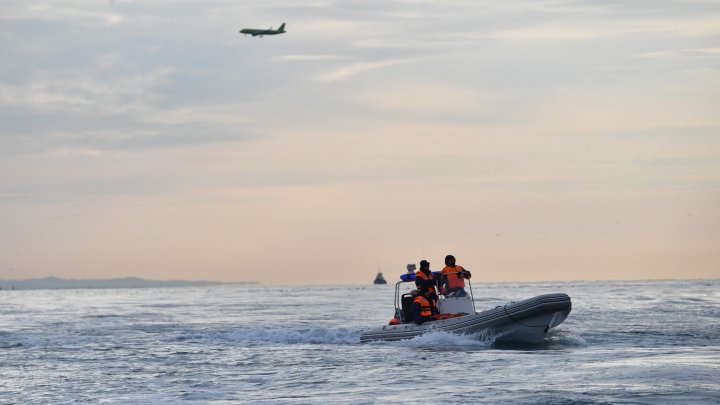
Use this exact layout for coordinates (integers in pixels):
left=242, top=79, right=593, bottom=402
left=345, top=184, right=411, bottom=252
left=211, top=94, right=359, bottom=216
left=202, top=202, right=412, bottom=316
left=442, top=265, right=466, bottom=290
left=414, top=296, right=433, bottom=318
left=415, top=270, right=436, bottom=293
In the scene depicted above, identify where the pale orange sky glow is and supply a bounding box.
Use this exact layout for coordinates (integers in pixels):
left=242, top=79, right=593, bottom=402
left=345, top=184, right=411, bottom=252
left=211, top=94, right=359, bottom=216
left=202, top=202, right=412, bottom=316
left=1, top=1, right=719, bottom=284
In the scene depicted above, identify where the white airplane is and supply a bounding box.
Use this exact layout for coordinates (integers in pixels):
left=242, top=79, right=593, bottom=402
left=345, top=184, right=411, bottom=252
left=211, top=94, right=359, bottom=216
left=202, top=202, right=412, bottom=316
left=239, top=23, right=286, bottom=37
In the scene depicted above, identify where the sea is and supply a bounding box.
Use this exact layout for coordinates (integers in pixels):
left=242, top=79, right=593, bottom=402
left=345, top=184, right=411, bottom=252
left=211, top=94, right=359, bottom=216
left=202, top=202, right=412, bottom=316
left=1, top=279, right=718, bottom=404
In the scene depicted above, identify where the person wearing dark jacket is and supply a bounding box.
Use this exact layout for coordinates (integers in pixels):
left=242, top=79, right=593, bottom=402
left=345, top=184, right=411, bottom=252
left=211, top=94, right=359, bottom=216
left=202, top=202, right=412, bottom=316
left=415, top=259, right=439, bottom=307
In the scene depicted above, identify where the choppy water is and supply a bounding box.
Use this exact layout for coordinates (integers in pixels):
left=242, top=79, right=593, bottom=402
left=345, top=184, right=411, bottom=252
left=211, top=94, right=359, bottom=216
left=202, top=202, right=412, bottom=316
left=1, top=280, right=719, bottom=404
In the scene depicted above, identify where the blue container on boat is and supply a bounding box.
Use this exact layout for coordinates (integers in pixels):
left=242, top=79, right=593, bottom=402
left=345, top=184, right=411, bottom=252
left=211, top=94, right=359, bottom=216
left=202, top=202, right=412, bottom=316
left=399, top=271, right=441, bottom=282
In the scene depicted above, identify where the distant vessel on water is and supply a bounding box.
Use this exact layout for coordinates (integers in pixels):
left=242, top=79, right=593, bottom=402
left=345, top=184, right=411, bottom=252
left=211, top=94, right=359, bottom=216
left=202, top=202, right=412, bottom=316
left=373, top=272, right=387, bottom=285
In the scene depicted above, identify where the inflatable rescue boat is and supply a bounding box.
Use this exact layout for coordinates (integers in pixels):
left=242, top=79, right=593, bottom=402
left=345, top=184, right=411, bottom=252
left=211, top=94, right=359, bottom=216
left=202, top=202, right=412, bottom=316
left=360, top=271, right=571, bottom=344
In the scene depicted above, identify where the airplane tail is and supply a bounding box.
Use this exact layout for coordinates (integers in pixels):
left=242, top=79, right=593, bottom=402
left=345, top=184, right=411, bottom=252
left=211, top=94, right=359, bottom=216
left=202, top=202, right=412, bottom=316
left=278, top=23, right=286, bottom=32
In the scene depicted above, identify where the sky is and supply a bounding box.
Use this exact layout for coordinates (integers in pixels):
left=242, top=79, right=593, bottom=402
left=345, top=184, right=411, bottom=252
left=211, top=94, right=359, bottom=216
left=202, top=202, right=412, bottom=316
left=1, top=0, right=719, bottom=285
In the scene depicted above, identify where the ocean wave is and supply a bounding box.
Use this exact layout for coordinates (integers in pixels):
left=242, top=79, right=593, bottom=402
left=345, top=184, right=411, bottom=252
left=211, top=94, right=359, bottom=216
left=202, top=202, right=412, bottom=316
left=1, top=333, right=46, bottom=349
left=176, top=327, right=361, bottom=346
left=546, top=329, right=588, bottom=348
left=181, top=392, right=228, bottom=401
left=0, top=342, right=23, bottom=349
left=369, top=330, right=499, bottom=350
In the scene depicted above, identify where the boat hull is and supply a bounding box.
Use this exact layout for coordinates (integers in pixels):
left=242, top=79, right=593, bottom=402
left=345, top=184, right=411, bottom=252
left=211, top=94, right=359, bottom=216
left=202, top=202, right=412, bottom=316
left=360, top=293, right=571, bottom=344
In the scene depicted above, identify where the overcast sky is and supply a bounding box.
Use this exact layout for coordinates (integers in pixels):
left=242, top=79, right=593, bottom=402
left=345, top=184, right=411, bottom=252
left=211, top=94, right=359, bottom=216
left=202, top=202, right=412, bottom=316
left=1, top=0, right=719, bottom=284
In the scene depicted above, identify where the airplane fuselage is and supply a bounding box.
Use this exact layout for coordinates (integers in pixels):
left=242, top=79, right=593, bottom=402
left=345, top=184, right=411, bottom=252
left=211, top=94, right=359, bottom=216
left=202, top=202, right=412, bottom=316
left=240, top=23, right=286, bottom=37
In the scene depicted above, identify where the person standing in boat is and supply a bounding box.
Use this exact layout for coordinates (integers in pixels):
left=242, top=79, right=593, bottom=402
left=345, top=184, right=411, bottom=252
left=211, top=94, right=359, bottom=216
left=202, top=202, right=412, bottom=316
left=415, top=259, right=439, bottom=307
left=441, top=254, right=471, bottom=297
left=412, top=289, right=436, bottom=324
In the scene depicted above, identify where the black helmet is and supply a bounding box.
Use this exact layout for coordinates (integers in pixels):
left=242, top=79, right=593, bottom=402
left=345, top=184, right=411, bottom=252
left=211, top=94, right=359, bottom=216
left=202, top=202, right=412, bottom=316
left=445, top=255, right=455, bottom=265
left=419, top=260, right=430, bottom=268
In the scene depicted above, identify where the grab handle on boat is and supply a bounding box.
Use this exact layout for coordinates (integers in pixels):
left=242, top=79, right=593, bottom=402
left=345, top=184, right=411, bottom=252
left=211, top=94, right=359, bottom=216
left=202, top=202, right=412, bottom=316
left=468, top=278, right=476, bottom=313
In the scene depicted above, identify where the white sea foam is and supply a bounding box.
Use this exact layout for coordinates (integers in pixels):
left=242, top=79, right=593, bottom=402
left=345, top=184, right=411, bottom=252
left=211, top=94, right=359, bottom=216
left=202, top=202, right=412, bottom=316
left=181, top=392, right=227, bottom=401
left=223, top=327, right=360, bottom=345
left=377, top=329, right=497, bottom=350
left=547, top=329, right=589, bottom=347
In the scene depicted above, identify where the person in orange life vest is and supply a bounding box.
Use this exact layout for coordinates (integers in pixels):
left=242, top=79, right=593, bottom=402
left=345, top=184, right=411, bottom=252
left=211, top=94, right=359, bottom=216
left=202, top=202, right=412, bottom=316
left=412, top=289, right=436, bottom=325
left=440, top=254, right=471, bottom=297
left=414, top=259, right=439, bottom=305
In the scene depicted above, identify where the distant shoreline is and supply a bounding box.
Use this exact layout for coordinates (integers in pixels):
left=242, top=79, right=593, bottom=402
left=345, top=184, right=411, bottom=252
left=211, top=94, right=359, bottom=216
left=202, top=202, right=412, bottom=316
left=0, top=276, right=256, bottom=291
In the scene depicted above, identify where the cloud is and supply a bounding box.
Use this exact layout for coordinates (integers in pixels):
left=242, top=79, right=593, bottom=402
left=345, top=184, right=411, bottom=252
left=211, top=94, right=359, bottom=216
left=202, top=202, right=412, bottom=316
left=145, top=104, right=250, bottom=126
left=1, top=116, right=258, bottom=156
left=638, top=47, right=720, bottom=59
left=273, top=54, right=352, bottom=62
left=357, top=84, right=498, bottom=116
left=0, top=67, right=174, bottom=113
left=489, top=17, right=720, bottom=41
left=0, top=1, right=125, bottom=27
left=315, top=58, right=416, bottom=81
left=292, top=19, right=370, bottom=36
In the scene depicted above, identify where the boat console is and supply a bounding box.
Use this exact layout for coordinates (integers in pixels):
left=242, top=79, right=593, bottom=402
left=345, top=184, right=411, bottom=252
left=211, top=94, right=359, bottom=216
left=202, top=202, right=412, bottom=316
left=437, top=296, right=474, bottom=314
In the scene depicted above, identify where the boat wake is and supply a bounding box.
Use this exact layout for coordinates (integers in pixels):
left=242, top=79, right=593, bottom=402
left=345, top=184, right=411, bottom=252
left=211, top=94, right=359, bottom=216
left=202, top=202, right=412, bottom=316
left=371, top=327, right=587, bottom=351
left=175, top=327, right=361, bottom=346
left=491, top=328, right=587, bottom=350
left=545, top=329, right=588, bottom=348
left=367, top=329, right=506, bottom=350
